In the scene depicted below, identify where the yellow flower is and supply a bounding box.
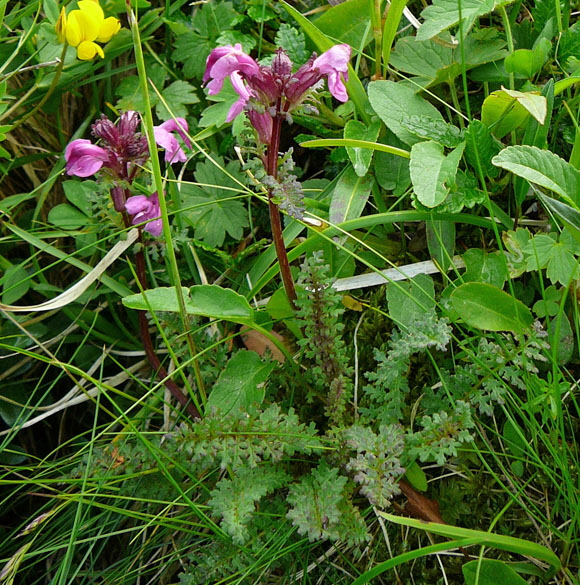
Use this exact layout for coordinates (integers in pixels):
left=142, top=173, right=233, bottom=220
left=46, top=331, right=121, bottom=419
left=56, top=0, right=120, bottom=60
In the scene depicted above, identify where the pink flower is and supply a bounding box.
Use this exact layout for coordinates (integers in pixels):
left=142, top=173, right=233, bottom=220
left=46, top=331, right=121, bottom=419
left=65, top=139, right=110, bottom=177
left=203, top=44, right=260, bottom=95
left=153, top=118, right=192, bottom=163
left=312, top=44, right=350, bottom=102
left=228, top=71, right=253, bottom=122
left=125, top=192, right=162, bottom=237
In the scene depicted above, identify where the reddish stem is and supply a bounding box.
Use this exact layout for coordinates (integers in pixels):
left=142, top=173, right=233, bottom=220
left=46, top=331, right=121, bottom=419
left=266, top=107, right=297, bottom=309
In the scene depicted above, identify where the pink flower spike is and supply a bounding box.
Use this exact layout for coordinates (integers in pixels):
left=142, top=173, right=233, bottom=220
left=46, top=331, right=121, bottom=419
left=65, top=139, right=109, bottom=177
left=154, top=118, right=191, bottom=163
left=125, top=192, right=163, bottom=237
left=312, top=44, right=351, bottom=102
left=227, top=71, right=252, bottom=122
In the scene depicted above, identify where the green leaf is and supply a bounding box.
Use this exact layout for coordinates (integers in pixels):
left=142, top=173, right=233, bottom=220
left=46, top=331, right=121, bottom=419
left=115, top=64, right=166, bottom=111
left=193, top=1, right=241, bottom=39
left=492, top=145, right=580, bottom=206
left=451, top=282, right=533, bottom=333
left=275, top=23, right=308, bottom=65
left=199, top=78, right=240, bottom=127
left=500, top=88, right=547, bottom=124
left=172, top=32, right=214, bottom=79
left=122, top=285, right=254, bottom=323
left=405, top=461, right=428, bottom=492
left=47, top=203, right=90, bottom=230
left=417, top=0, right=499, bottom=41
left=504, top=38, right=551, bottom=78
left=374, top=130, right=411, bottom=195
left=344, top=119, right=381, bottom=177
left=62, top=180, right=97, bottom=216
left=1, top=265, right=31, bottom=305
left=524, top=233, right=580, bottom=286
left=537, top=193, right=580, bottom=243
left=181, top=157, right=248, bottom=247
left=481, top=90, right=530, bottom=139
left=329, top=165, right=374, bottom=225
left=368, top=81, right=445, bottom=146
left=463, top=559, right=528, bottom=585
left=548, top=313, right=574, bottom=365
left=410, top=140, right=465, bottom=207
left=464, top=119, right=501, bottom=177
left=156, top=80, right=199, bottom=120
left=207, top=350, right=274, bottom=414
left=387, top=274, right=435, bottom=330
left=400, top=115, right=463, bottom=147
left=558, top=21, right=580, bottom=65
left=426, top=220, right=456, bottom=272
left=247, top=2, right=277, bottom=22
left=462, top=248, right=509, bottom=288
left=312, top=0, right=370, bottom=50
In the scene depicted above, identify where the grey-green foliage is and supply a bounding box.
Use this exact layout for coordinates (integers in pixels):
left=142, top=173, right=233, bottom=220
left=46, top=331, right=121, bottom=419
left=296, top=252, right=353, bottom=423
left=362, top=312, right=452, bottom=425
left=176, top=404, right=324, bottom=471
left=406, top=401, right=474, bottom=465
left=286, top=463, right=369, bottom=545
left=344, top=424, right=405, bottom=508
left=209, top=467, right=289, bottom=544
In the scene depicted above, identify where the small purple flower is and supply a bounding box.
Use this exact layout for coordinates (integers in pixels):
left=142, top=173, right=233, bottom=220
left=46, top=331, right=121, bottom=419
left=153, top=118, right=192, bottom=163
left=125, top=192, right=163, bottom=237
left=65, top=139, right=110, bottom=177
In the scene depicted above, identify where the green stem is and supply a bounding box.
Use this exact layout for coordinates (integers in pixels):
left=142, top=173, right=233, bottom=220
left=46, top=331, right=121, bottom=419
left=127, top=0, right=206, bottom=406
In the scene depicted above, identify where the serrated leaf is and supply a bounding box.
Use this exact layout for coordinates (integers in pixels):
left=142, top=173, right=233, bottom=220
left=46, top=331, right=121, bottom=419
left=207, top=350, right=274, bottom=414
left=368, top=81, right=445, bottom=146
left=193, top=1, right=241, bottom=38
left=173, top=32, right=214, bottom=79
left=115, top=64, right=166, bottom=111
left=558, top=21, right=580, bottom=65
left=492, top=145, right=580, bottom=206
left=329, top=165, right=374, bottom=224
left=344, top=119, right=381, bottom=176
left=181, top=157, right=248, bottom=247
left=156, top=80, right=199, bottom=121
left=410, top=140, right=465, bottom=207
left=417, top=0, right=501, bottom=41
left=275, top=23, right=307, bottom=64
left=451, top=282, right=533, bottom=333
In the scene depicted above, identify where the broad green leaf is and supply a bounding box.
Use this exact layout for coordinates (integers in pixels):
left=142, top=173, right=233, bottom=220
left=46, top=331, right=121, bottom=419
left=312, top=0, right=370, bottom=49
left=451, top=282, right=533, bottom=333
left=368, top=81, right=445, bottom=146
left=558, top=21, right=580, bottom=65
left=462, top=248, right=509, bottom=288
left=404, top=461, right=428, bottom=492
left=329, top=165, right=374, bottom=225
left=524, top=233, right=580, bottom=286
left=122, top=285, right=254, bottom=323
left=48, top=203, right=89, bottom=230
left=344, top=119, right=381, bottom=176
left=410, top=140, right=465, bottom=207
left=181, top=157, right=248, bottom=247
left=387, top=274, right=435, bottom=330
left=199, top=78, right=239, bottom=128
left=492, top=145, right=580, bottom=205
left=417, top=0, right=501, bottom=41
left=481, top=90, right=530, bottom=139
left=400, top=115, right=463, bottom=147
left=247, top=3, right=276, bottom=22
left=62, top=180, right=97, bottom=217
left=1, top=265, right=31, bottom=305
left=501, top=88, right=546, bottom=124
left=374, top=130, right=411, bottom=195
left=172, top=32, right=214, bottom=79
left=463, top=559, right=528, bottom=585
left=504, top=38, right=551, bottom=78
left=207, top=350, right=274, bottom=414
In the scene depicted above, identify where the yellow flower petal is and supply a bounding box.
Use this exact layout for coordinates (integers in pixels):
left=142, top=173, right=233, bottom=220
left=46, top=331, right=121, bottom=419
left=96, top=16, right=120, bottom=43
left=77, top=40, right=104, bottom=60
left=78, top=0, right=105, bottom=21
left=55, top=7, right=67, bottom=43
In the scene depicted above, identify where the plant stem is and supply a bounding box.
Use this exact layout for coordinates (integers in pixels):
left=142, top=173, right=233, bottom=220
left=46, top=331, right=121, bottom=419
left=266, top=108, right=297, bottom=309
